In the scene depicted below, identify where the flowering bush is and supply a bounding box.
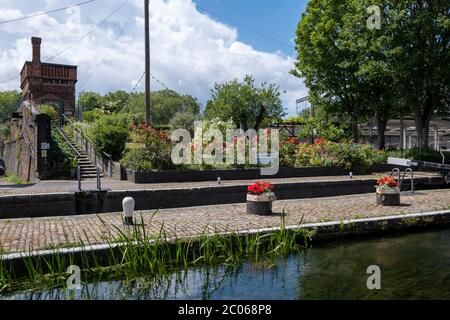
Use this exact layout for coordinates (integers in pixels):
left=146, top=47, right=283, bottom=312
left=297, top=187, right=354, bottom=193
left=279, top=139, right=387, bottom=170
left=280, top=137, right=300, bottom=167
left=121, top=122, right=173, bottom=170
left=247, top=181, right=275, bottom=200
left=376, top=176, right=398, bottom=188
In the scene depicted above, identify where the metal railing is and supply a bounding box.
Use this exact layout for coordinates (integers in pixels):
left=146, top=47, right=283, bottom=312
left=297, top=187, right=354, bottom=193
left=54, top=125, right=81, bottom=159
left=390, top=167, right=414, bottom=193
left=62, top=114, right=113, bottom=177
left=76, top=165, right=103, bottom=191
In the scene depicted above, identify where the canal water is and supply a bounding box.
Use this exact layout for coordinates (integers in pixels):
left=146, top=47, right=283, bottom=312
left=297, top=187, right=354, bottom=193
left=4, top=227, right=450, bottom=300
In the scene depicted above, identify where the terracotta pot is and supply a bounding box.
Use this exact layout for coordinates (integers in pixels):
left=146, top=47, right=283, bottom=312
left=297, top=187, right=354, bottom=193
left=376, top=187, right=400, bottom=206
left=246, top=193, right=273, bottom=215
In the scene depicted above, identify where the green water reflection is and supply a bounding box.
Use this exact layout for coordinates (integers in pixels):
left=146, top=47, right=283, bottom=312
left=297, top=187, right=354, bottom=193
left=4, top=228, right=450, bottom=300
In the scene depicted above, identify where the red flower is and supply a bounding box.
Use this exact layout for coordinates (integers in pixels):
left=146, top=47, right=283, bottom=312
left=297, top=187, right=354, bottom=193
left=314, top=137, right=327, bottom=145
left=281, top=137, right=299, bottom=145
left=376, top=176, right=398, bottom=187
left=247, top=181, right=274, bottom=195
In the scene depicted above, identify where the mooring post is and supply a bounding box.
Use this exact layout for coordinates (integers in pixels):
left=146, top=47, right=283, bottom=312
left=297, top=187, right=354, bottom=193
left=122, top=197, right=135, bottom=225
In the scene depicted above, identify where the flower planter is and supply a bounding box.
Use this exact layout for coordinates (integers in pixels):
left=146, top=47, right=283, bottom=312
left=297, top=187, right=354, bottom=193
left=246, top=194, right=273, bottom=215
left=376, top=187, right=400, bottom=206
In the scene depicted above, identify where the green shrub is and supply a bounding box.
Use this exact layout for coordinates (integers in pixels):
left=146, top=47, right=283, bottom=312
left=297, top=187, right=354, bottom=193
left=82, top=108, right=104, bottom=123
left=90, top=123, right=129, bottom=160
left=121, top=125, right=173, bottom=170
left=87, top=114, right=132, bottom=159
left=280, top=138, right=300, bottom=167
left=5, top=173, right=26, bottom=184
left=387, top=148, right=450, bottom=164
left=39, top=104, right=57, bottom=121
left=282, top=139, right=387, bottom=170
left=298, top=117, right=345, bottom=142
left=50, top=123, right=77, bottom=170
left=0, top=122, right=10, bottom=138
left=169, top=111, right=200, bottom=133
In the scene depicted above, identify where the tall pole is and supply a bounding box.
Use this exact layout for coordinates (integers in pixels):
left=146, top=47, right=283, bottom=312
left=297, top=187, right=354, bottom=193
left=144, top=0, right=151, bottom=125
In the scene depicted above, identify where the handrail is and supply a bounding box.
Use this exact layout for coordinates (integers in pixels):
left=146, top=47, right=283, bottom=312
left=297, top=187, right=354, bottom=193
left=390, top=167, right=414, bottom=193
left=54, top=125, right=81, bottom=159
left=62, top=114, right=112, bottom=160
left=401, top=168, right=414, bottom=193
left=389, top=168, right=400, bottom=182
left=440, top=147, right=446, bottom=164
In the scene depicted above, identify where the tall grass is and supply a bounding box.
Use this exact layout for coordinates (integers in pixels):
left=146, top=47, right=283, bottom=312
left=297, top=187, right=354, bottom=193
left=0, top=211, right=315, bottom=296
left=5, top=173, right=26, bottom=185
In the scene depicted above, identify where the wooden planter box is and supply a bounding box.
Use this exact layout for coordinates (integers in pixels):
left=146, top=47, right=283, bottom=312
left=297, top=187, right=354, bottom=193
left=376, top=187, right=400, bottom=206
left=246, top=194, right=273, bottom=215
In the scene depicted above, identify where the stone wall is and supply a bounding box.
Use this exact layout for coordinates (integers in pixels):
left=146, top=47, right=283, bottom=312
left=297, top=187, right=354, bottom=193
left=0, top=102, right=51, bottom=181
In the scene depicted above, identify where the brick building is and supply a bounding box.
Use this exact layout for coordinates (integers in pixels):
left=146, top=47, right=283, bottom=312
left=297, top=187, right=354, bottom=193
left=20, top=37, right=77, bottom=124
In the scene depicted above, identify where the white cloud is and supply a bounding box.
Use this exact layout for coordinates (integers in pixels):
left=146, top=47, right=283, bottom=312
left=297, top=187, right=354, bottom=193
left=0, top=0, right=307, bottom=115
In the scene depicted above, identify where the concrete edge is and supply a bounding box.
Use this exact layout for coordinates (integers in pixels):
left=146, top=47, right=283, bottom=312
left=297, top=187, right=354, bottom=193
left=2, top=209, right=450, bottom=262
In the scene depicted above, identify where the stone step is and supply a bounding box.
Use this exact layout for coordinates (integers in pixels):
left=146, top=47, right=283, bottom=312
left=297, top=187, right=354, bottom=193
left=60, top=130, right=106, bottom=178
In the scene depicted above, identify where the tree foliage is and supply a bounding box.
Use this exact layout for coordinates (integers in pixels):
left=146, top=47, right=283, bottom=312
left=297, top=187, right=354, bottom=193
left=77, top=91, right=103, bottom=112
left=0, top=90, right=21, bottom=123
left=204, top=75, right=286, bottom=130
left=80, top=89, right=202, bottom=126
left=292, top=0, right=450, bottom=149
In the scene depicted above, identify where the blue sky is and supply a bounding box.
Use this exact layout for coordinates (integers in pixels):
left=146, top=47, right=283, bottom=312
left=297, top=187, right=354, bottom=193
left=193, top=0, right=307, bottom=56
left=0, top=0, right=309, bottom=114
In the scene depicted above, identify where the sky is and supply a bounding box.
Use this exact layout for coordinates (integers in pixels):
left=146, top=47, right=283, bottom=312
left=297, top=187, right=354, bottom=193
left=0, top=0, right=309, bottom=115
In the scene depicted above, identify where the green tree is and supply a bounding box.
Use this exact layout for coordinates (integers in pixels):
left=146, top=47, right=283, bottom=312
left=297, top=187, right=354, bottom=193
left=388, top=0, right=450, bottom=149
left=205, top=75, right=286, bottom=130
left=122, top=90, right=201, bottom=125
left=169, top=111, right=200, bottom=133
left=292, top=0, right=449, bottom=148
left=344, top=0, right=407, bottom=149
left=291, top=0, right=370, bottom=141
left=0, top=90, right=21, bottom=123
left=77, top=91, right=104, bottom=113
left=103, top=90, right=130, bottom=114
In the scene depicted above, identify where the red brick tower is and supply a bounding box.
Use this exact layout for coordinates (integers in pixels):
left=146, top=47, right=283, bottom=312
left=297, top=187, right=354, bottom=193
left=20, top=37, right=78, bottom=123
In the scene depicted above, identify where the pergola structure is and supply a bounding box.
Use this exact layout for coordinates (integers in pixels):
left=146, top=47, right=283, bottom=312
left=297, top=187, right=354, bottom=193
left=359, top=116, right=450, bottom=150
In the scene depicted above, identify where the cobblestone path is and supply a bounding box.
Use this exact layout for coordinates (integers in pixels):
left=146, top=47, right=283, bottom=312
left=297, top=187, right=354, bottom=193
left=1, top=189, right=449, bottom=254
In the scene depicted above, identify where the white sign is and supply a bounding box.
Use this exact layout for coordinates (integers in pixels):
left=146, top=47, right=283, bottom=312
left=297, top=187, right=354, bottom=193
left=41, top=142, right=50, bottom=150
left=387, top=157, right=411, bottom=167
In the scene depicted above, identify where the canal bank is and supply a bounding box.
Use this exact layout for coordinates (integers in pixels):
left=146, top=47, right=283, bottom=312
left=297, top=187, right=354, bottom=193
left=1, top=209, right=450, bottom=282
left=2, top=189, right=450, bottom=271
left=0, top=174, right=445, bottom=218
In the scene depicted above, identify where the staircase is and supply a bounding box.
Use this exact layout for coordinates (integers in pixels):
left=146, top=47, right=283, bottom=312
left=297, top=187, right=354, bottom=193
left=60, top=131, right=104, bottom=179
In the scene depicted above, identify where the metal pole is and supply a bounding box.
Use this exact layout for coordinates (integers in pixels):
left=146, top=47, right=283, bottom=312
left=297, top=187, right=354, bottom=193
left=96, top=167, right=101, bottom=191
left=77, top=166, right=81, bottom=191
left=144, top=0, right=151, bottom=126
left=400, top=116, right=404, bottom=150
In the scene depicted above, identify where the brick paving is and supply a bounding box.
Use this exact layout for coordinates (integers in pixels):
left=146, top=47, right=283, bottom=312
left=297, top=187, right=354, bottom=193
left=1, top=189, right=450, bottom=254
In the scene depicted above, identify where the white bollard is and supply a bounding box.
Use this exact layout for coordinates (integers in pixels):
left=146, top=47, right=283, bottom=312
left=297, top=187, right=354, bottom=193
left=122, top=197, right=135, bottom=225
left=217, top=177, right=221, bottom=184
left=349, top=172, right=353, bottom=179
